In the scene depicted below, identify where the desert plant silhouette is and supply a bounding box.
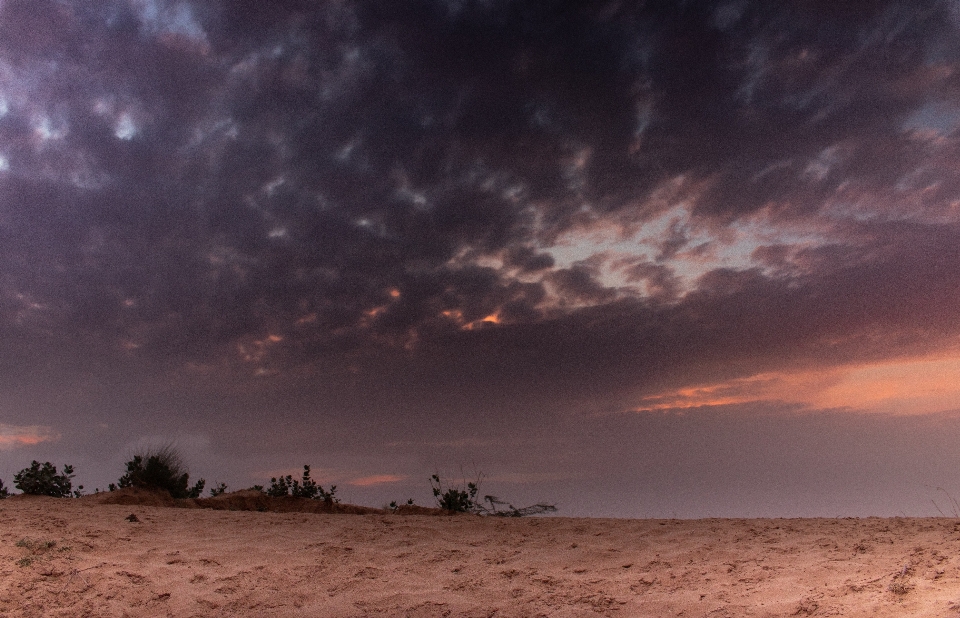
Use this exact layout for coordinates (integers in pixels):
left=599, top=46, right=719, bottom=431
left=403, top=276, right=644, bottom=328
left=14, top=461, right=81, bottom=498
left=431, top=474, right=477, bottom=512
left=267, top=465, right=338, bottom=502
left=0, top=477, right=8, bottom=498
left=114, top=446, right=205, bottom=499
left=430, top=472, right=557, bottom=517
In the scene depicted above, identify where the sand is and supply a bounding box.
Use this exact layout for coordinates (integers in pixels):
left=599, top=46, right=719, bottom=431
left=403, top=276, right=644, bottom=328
left=2, top=492, right=960, bottom=617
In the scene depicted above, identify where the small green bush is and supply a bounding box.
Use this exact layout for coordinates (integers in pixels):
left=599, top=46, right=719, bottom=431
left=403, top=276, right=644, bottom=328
left=267, top=465, right=337, bottom=502
left=117, top=446, right=205, bottom=499
left=209, top=482, right=227, bottom=497
left=14, top=461, right=80, bottom=498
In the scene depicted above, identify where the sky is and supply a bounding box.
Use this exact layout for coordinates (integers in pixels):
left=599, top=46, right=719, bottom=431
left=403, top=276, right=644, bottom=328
left=2, top=0, right=960, bottom=518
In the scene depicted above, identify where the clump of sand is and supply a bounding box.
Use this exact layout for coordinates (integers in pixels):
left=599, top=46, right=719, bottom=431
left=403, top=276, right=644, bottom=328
left=2, top=491, right=960, bottom=616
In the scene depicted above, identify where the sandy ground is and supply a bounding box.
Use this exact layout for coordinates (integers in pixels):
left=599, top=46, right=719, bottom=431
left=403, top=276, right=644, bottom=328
left=2, top=493, right=960, bottom=617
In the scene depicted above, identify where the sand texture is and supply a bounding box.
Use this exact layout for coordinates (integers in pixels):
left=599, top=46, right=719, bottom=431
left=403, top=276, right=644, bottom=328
left=2, top=493, right=960, bottom=617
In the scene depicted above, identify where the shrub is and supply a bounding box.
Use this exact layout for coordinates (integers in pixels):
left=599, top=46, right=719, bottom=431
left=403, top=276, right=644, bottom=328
left=117, top=446, right=205, bottom=499
left=0, top=478, right=8, bottom=499
left=209, top=482, right=228, bottom=497
left=266, top=474, right=291, bottom=497
left=267, top=465, right=337, bottom=502
left=431, top=474, right=477, bottom=512
left=14, top=461, right=81, bottom=498
left=430, top=472, right=557, bottom=517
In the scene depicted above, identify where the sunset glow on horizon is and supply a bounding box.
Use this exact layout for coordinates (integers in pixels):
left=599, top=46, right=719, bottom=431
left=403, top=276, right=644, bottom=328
left=630, top=355, right=960, bottom=417
left=0, top=425, right=59, bottom=449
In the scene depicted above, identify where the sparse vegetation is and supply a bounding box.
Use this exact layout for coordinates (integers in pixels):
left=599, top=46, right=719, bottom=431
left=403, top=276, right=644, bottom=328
left=267, top=465, right=338, bottom=502
left=478, top=494, right=558, bottom=517
left=14, top=461, right=81, bottom=498
left=116, top=446, right=205, bottom=499
left=16, top=538, right=56, bottom=552
left=929, top=486, right=960, bottom=517
left=15, top=537, right=59, bottom=568
left=888, top=564, right=913, bottom=595
left=0, top=452, right=556, bottom=517
left=430, top=473, right=557, bottom=517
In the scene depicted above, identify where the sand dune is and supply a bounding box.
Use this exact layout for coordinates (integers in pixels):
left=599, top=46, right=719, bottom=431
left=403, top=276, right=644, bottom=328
left=2, top=491, right=960, bottom=616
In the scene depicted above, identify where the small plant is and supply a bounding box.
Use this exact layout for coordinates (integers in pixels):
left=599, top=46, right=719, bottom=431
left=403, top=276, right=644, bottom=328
left=266, top=474, right=291, bottom=497
left=430, top=472, right=557, bottom=517
left=16, top=538, right=56, bottom=552
left=14, top=462, right=79, bottom=498
left=929, top=486, right=960, bottom=517
left=888, top=564, right=913, bottom=595
left=267, top=465, right=338, bottom=502
left=888, top=580, right=911, bottom=595
left=15, top=537, right=58, bottom=567
left=209, top=482, right=228, bottom=497
left=0, top=478, right=8, bottom=499
left=117, top=446, right=205, bottom=499
left=431, top=474, right=477, bottom=512
left=389, top=498, right=415, bottom=511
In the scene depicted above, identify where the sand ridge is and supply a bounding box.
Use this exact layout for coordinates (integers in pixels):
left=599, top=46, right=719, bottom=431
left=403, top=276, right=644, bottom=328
left=2, top=494, right=960, bottom=616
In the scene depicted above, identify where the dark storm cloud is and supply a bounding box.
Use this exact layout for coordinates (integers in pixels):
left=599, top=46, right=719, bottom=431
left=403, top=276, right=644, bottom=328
left=387, top=217, right=960, bottom=414
left=0, top=0, right=959, bottom=411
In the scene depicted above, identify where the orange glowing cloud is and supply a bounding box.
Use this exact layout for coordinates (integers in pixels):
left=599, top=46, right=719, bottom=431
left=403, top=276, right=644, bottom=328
left=440, top=309, right=502, bottom=330
left=441, top=309, right=463, bottom=321
left=463, top=312, right=501, bottom=330
left=631, top=354, right=960, bottom=416
left=811, top=356, right=960, bottom=415
left=630, top=372, right=825, bottom=413
left=363, top=306, right=387, bottom=320
left=349, top=474, right=406, bottom=487
left=296, top=313, right=317, bottom=324
left=0, top=424, right=60, bottom=449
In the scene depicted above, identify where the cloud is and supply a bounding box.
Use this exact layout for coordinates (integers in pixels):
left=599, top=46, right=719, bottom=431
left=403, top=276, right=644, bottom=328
left=0, top=0, right=958, bottom=426
left=349, top=474, right=406, bottom=487
left=630, top=354, right=960, bottom=417
left=0, top=424, right=59, bottom=449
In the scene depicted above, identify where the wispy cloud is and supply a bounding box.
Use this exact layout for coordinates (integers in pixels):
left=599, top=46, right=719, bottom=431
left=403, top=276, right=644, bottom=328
left=631, top=354, right=960, bottom=416
left=0, top=424, right=59, bottom=449
left=348, top=474, right=406, bottom=487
